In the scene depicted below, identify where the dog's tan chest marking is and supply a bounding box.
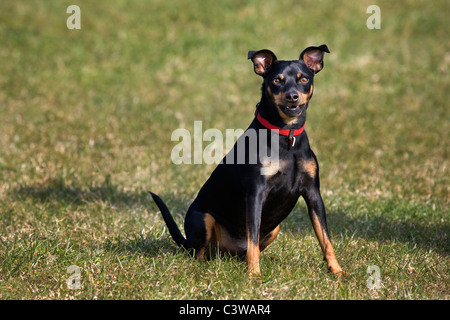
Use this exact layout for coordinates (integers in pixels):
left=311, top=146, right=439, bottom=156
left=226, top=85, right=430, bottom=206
left=260, top=158, right=288, bottom=178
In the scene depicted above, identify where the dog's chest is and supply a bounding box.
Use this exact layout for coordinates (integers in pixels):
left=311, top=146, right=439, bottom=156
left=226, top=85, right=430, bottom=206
left=260, top=153, right=311, bottom=181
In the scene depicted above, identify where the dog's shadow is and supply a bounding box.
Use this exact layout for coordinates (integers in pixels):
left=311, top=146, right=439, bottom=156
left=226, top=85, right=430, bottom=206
left=10, top=177, right=449, bottom=258
left=101, top=233, right=180, bottom=258
left=10, top=175, right=145, bottom=207
left=9, top=176, right=186, bottom=257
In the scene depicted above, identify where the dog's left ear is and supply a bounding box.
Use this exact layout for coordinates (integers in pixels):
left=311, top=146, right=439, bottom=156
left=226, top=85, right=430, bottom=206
left=299, top=44, right=330, bottom=74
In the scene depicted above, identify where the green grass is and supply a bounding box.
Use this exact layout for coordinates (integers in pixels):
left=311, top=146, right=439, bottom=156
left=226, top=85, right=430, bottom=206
left=0, top=0, right=448, bottom=299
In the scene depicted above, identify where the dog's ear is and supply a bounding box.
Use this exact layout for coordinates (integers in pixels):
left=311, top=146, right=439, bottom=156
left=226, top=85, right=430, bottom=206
left=248, top=49, right=277, bottom=76
left=299, top=44, right=330, bottom=74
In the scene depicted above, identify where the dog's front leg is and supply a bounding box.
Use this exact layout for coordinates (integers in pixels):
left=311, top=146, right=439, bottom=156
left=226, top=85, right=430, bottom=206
left=245, top=189, right=265, bottom=276
left=304, top=189, right=342, bottom=274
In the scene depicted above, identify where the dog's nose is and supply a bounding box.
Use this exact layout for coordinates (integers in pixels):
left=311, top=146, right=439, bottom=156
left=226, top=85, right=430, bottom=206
left=286, top=92, right=299, bottom=102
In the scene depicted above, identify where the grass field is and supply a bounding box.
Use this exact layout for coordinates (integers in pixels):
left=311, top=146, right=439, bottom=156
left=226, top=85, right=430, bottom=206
left=0, top=0, right=449, bottom=300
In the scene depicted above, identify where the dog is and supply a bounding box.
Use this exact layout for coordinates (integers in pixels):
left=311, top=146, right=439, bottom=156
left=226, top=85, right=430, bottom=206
left=150, top=44, right=343, bottom=276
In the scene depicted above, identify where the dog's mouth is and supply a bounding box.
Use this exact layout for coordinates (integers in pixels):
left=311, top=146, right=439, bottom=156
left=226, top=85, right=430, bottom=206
left=280, top=104, right=306, bottom=117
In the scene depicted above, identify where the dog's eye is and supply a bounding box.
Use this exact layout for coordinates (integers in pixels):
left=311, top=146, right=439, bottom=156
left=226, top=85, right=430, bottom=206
left=299, top=77, right=309, bottom=84
left=273, top=78, right=281, bottom=85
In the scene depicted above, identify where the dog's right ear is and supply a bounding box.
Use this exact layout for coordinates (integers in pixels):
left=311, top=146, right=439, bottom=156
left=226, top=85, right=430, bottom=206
left=248, top=49, right=277, bottom=76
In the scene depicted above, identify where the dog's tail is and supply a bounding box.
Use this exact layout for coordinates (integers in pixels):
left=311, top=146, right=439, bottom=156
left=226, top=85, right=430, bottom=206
left=149, top=192, right=186, bottom=247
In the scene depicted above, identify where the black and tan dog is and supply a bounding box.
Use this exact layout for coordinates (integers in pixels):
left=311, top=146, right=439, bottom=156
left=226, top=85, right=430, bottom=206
left=150, top=44, right=342, bottom=276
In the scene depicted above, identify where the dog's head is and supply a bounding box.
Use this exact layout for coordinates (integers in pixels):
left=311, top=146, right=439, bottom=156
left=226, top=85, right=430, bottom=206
left=248, top=45, right=329, bottom=122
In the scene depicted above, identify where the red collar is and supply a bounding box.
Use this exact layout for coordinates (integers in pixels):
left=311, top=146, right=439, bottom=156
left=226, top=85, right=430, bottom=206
left=254, top=104, right=305, bottom=147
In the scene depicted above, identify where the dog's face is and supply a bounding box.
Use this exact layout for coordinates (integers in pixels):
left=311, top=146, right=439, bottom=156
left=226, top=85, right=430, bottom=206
left=249, top=45, right=329, bottom=122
